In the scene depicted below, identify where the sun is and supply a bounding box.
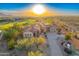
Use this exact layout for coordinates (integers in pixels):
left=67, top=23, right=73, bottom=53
left=32, top=4, right=46, bottom=15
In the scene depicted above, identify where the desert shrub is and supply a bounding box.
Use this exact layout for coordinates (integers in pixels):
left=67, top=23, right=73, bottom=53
left=65, top=32, right=74, bottom=40
left=27, top=50, right=44, bottom=56
left=3, top=29, right=20, bottom=40
left=65, top=34, right=71, bottom=40
left=7, top=39, right=15, bottom=50
left=37, top=36, right=46, bottom=45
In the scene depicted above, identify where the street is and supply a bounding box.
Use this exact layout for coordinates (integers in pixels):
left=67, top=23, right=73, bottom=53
left=47, top=32, right=65, bottom=56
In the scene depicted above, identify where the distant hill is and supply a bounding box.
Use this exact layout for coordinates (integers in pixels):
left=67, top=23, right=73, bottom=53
left=0, top=13, right=12, bottom=17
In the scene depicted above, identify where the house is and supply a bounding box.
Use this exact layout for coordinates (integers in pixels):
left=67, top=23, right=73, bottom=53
left=23, top=30, right=33, bottom=39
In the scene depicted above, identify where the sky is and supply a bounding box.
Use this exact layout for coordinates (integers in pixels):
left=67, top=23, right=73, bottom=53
left=0, top=3, right=79, bottom=15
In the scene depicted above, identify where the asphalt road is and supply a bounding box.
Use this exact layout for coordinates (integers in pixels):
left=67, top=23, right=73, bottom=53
left=47, top=32, right=64, bottom=56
